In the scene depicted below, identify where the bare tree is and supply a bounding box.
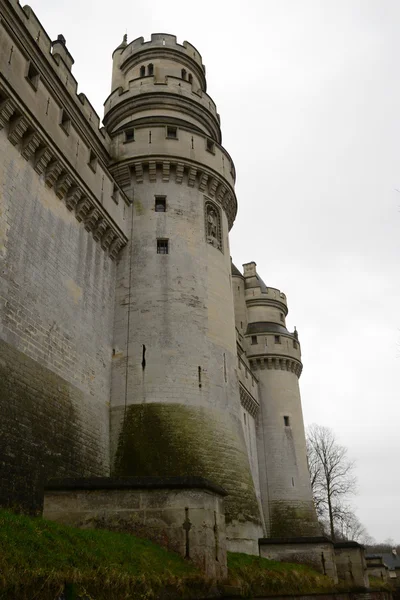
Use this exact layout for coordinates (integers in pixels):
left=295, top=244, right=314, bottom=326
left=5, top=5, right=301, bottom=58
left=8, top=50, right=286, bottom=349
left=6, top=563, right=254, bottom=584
left=306, top=424, right=357, bottom=540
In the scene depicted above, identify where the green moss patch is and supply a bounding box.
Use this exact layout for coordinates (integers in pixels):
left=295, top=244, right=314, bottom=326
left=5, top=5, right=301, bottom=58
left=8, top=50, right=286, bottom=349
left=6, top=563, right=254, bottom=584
left=114, top=403, right=261, bottom=525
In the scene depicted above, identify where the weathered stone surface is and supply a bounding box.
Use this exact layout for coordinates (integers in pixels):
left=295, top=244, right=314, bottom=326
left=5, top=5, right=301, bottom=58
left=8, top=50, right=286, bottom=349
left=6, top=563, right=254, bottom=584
left=259, top=537, right=338, bottom=583
left=43, top=476, right=228, bottom=580
left=334, top=542, right=369, bottom=589
left=0, top=338, right=106, bottom=512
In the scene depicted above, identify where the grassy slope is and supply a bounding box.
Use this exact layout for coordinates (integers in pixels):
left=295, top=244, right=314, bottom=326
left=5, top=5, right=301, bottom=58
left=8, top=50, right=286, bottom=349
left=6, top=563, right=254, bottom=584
left=227, top=552, right=335, bottom=597
left=0, top=510, right=387, bottom=599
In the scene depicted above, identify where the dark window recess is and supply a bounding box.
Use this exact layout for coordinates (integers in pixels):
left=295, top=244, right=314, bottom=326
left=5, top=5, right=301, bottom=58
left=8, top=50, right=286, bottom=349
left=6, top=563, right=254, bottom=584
left=88, top=150, right=97, bottom=172
left=157, top=239, right=169, bottom=254
left=188, top=73, right=193, bottom=84
left=167, top=126, right=177, bottom=139
left=27, top=62, right=39, bottom=89
left=274, top=335, right=281, bottom=344
left=284, top=416, right=290, bottom=427
left=206, top=139, right=215, bottom=153
left=181, top=68, right=187, bottom=80
left=112, top=184, right=119, bottom=204
left=155, top=196, right=166, bottom=212
left=293, top=340, right=298, bottom=349
left=125, top=129, right=134, bottom=142
left=140, top=65, right=145, bottom=77
left=251, top=335, right=257, bottom=345
left=148, top=63, right=154, bottom=76
left=60, top=110, right=71, bottom=134
left=244, top=412, right=247, bottom=424
left=280, top=313, right=284, bottom=322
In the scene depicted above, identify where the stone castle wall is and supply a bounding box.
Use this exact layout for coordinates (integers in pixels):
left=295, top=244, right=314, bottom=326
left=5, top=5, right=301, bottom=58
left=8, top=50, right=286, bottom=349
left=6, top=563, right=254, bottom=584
left=0, top=0, right=127, bottom=510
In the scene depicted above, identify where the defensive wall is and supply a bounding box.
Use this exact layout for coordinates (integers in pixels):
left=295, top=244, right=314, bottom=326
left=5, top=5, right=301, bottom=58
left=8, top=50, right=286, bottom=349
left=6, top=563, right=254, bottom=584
left=0, top=0, right=127, bottom=510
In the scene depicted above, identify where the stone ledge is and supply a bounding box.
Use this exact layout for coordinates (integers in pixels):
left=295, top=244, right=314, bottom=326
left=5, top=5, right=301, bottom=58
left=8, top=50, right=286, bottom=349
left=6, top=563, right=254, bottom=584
left=45, top=476, right=228, bottom=496
left=259, top=536, right=332, bottom=545
left=334, top=541, right=364, bottom=549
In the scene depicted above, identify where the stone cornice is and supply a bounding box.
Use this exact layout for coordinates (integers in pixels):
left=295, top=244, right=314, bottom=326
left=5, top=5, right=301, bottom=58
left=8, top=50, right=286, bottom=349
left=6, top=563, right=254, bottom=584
left=245, top=296, right=288, bottom=314
left=0, top=83, right=127, bottom=259
left=104, top=91, right=221, bottom=142
left=249, top=356, right=303, bottom=378
left=109, top=156, right=238, bottom=229
left=239, top=383, right=260, bottom=419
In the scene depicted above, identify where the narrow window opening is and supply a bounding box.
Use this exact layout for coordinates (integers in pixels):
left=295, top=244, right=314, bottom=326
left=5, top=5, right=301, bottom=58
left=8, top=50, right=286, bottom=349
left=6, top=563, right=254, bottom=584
left=206, top=138, right=215, bottom=154
left=188, top=73, right=193, bottom=84
left=244, top=412, right=247, bottom=425
left=284, top=416, right=290, bottom=427
left=157, top=239, right=169, bottom=254
left=140, top=65, right=145, bottom=77
left=274, top=335, right=281, bottom=344
left=181, top=68, right=187, bottom=80
left=251, top=335, right=257, bottom=345
left=292, top=477, right=295, bottom=487
left=147, top=63, right=154, bottom=76
left=88, top=150, right=97, bottom=172
left=293, top=340, right=298, bottom=349
left=240, top=321, right=243, bottom=329
left=167, top=126, right=178, bottom=139
left=155, top=196, right=166, bottom=212
left=60, top=110, right=71, bottom=134
left=142, top=345, right=146, bottom=369
left=280, top=313, right=284, bottom=322
left=198, top=366, right=202, bottom=388
left=27, top=62, right=39, bottom=89
left=125, top=128, right=134, bottom=142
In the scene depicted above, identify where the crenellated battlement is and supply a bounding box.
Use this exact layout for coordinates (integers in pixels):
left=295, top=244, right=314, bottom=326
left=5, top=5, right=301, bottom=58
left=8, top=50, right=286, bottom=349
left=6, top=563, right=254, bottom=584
left=116, top=33, right=205, bottom=73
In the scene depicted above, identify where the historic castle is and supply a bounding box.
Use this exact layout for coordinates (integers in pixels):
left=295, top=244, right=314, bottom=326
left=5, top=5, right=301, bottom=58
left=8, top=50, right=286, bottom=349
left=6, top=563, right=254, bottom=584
left=0, top=0, right=370, bottom=585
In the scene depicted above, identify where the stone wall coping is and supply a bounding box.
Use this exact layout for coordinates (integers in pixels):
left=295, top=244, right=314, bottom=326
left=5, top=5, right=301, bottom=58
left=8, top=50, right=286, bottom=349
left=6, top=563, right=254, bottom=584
left=44, top=476, right=228, bottom=496
left=259, top=536, right=333, bottom=546
left=334, top=541, right=364, bottom=549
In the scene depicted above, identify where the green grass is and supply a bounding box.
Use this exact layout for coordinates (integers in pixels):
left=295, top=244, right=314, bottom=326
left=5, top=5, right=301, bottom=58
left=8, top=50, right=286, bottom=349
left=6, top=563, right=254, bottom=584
left=0, top=510, right=390, bottom=599
left=0, top=510, right=210, bottom=599
left=227, top=552, right=336, bottom=597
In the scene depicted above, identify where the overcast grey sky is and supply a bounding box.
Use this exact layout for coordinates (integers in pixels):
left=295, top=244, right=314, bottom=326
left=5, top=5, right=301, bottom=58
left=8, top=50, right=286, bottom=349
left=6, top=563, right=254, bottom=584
left=29, top=0, right=400, bottom=542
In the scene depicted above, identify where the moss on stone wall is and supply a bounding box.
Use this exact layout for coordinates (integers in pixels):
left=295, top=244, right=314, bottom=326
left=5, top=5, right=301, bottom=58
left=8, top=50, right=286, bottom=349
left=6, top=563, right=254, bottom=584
left=0, top=338, right=105, bottom=513
left=269, top=501, right=321, bottom=537
left=113, top=402, right=261, bottom=526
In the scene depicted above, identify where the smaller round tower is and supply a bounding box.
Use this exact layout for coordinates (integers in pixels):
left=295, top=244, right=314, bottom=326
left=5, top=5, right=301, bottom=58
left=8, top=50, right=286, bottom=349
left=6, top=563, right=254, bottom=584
left=242, top=262, right=320, bottom=537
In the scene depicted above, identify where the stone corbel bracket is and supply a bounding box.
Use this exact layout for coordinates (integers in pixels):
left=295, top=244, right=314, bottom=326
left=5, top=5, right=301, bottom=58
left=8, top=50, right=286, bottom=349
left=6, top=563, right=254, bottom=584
left=239, top=383, right=260, bottom=418
left=0, top=90, right=127, bottom=260
left=249, top=356, right=303, bottom=378
left=109, top=157, right=237, bottom=230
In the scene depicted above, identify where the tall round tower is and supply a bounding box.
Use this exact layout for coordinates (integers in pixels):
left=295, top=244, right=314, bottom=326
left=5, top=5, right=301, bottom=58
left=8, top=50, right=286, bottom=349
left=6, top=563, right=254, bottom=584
left=242, top=262, right=320, bottom=537
left=105, top=34, right=263, bottom=551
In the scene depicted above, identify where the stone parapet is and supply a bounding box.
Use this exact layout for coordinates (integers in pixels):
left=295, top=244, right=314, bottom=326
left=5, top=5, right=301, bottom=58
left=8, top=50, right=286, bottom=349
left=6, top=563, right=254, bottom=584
left=259, top=536, right=338, bottom=583
left=109, top=125, right=235, bottom=187
left=334, top=542, right=369, bottom=589
left=43, top=476, right=228, bottom=580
